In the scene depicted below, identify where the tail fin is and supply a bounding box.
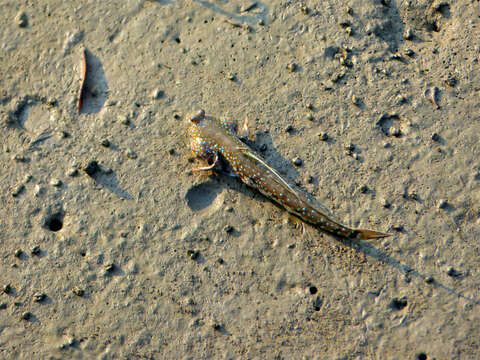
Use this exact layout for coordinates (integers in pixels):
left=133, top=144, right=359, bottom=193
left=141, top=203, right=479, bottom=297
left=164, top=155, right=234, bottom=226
left=354, top=228, right=391, bottom=240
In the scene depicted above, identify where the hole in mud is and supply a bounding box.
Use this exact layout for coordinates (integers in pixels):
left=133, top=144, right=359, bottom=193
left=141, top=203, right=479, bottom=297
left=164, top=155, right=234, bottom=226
left=376, top=114, right=401, bottom=136
left=185, top=182, right=221, bottom=211
left=388, top=296, right=408, bottom=310
left=44, top=213, right=63, bottom=232
left=416, top=353, right=427, bottom=360
left=309, top=286, right=318, bottom=295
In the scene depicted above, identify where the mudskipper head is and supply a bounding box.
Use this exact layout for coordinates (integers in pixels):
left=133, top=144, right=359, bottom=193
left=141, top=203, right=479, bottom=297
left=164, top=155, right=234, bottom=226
left=188, top=109, right=216, bottom=162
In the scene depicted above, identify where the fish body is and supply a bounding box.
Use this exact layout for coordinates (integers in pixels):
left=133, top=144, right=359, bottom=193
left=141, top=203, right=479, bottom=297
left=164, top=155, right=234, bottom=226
left=188, top=110, right=389, bottom=240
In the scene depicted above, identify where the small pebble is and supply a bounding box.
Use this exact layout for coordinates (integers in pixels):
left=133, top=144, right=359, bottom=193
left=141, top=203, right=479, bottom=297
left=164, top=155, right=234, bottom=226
left=224, top=225, right=234, bottom=233
left=345, top=143, right=355, bottom=152
left=351, top=95, right=361, bottom=106
left=396, top=95, right=408, bottom=105
left=425, top=276, right=435, bottom=284
left=100, top=139, right=110, bottom=147
left=0, top=303, right=6, bottom=310
left=438, top=199, right=448, bottom=209
left=187, top=250, right=200, bottom=260
left=393, top=225, right=404, bottom=232
left=444, top=75, right=457, bottom=87
left=168, top=148, right=175, bottom=155
left=300, top=5, right=310, bottom=15
left=431, top=132, right=440, bottom=141
left=403, top=28, right=414, bottom=40
left=152, top=89, right=164, bottom=99
left=306, top=113, right=314, bottom=121
left=285, top=125, right=294, bottom=133
left=16, top=11, right=28, bottom=28
left=359, top=185, right=369, bottom=194
left=118, top=115, right=130, bottom=126
left=12, top=153, right=27, bottom=162
left=383, top=142, right=391, bottom=148
left=68, top=168, right=79, bottom=177
left=227, top=72, right=236, bottom=81
left=104, top=264, right=115, bottom=273
left=22, top=312, right=33, bottom=320
left=404, top=48, right=415, bottom=57
left=12, top=184, right=25, bottom=197
left=408, top=190, right=419, bottom=201
left=31, top=246, right=41, bottom=255
left=126, top=150, right=137, bottom=159
left=73, top=287, right=85, bottom=297
left=286, top=63, right=297, bottom=72
left=306, top=103, right=314, bottom=110
left=212, top=323, right=222, bottom=331
left=318, top=132, right=328, bottom=141
left=50, top=179, right=62, bottom=187
left=84, top=160, right=100, bottom=176
left=344, top=27, right=354, bottom=36
left=14, top=249, right=23, bottom=258
left=3, top=284, right=12, bottom=294
left=447, top=267, right=462, bottom=277
left=381, top=198, right=391, bottom=208
left=293, top=157, right=303, bottom=166
left=217, top=258, right=224, bottom=264
left=34, top=293, right=46, bottom=302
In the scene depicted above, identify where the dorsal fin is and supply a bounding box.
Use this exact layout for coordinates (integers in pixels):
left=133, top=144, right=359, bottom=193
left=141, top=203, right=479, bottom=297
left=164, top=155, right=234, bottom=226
left=238, top=146, right=340, bottom=222
left=239, top=147, right=300, bottom=198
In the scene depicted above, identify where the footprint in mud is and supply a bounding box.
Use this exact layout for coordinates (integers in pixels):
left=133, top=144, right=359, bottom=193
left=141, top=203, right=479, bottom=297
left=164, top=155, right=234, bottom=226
left=185, top=181, right=222, bottom=211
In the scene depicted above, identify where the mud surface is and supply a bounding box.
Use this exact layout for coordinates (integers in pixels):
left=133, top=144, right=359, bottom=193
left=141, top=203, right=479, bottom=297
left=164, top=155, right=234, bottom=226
left=1, top=0, right=479, bottom=359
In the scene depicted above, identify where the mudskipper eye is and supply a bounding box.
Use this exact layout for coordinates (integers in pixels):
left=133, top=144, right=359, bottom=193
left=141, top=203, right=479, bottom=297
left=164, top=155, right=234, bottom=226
left=191, top=109, right=205, bottom=124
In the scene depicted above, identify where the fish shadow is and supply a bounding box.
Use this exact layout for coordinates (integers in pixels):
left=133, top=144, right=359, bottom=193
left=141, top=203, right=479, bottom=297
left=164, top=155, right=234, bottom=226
left=91, top=169, right=133, bottom=200
left=80, top=48, right=108, bottom=114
